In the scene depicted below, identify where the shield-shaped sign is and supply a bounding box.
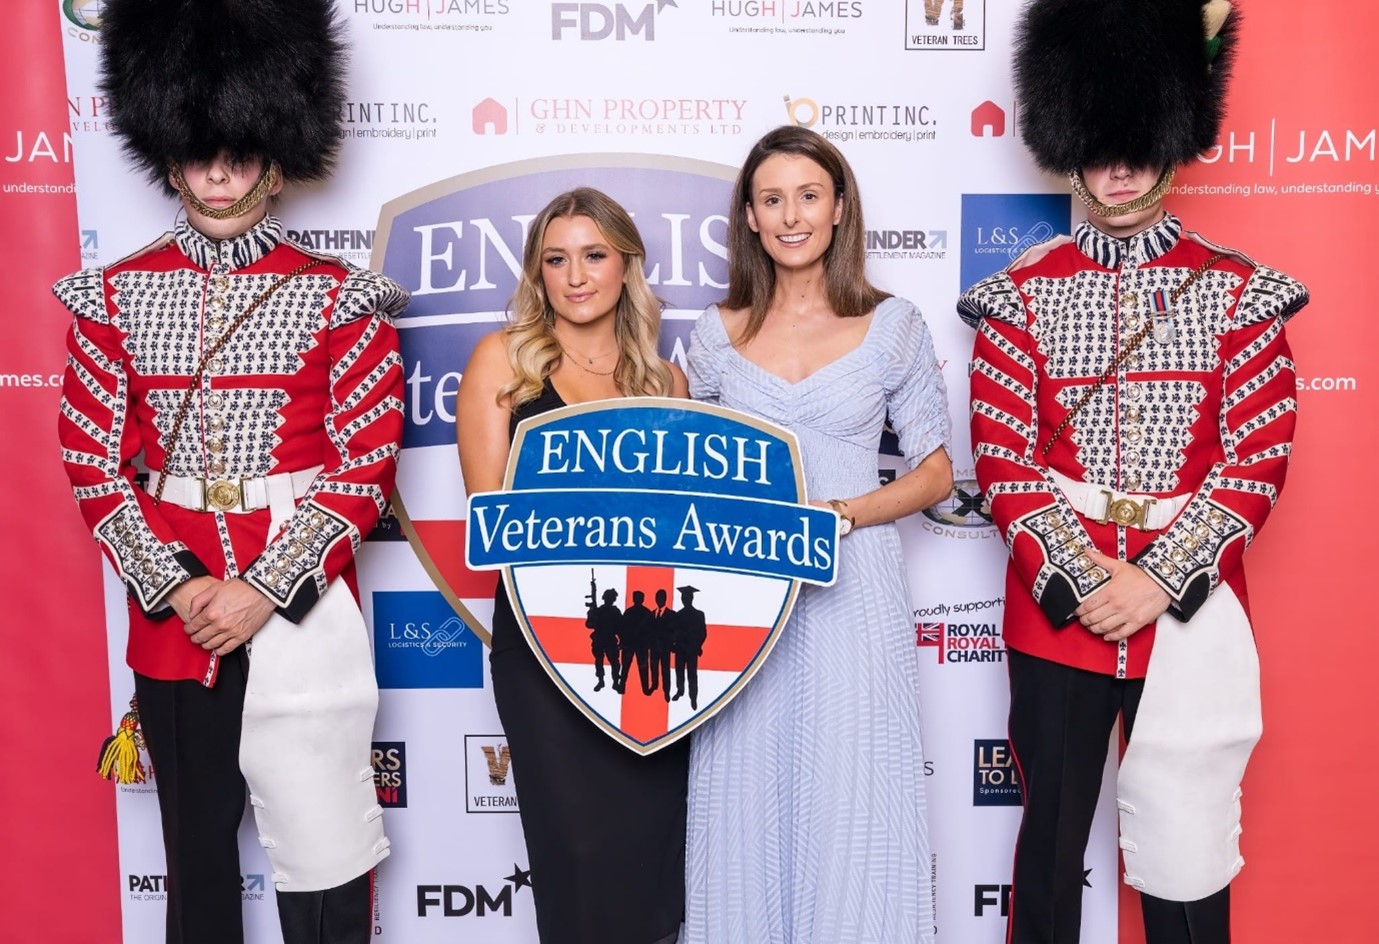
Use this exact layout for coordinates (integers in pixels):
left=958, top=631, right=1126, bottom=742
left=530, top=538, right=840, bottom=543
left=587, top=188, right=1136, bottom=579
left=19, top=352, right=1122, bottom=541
left=371, top=154, right=738, bottom=654
left=465, top=398, right=839, bottom=754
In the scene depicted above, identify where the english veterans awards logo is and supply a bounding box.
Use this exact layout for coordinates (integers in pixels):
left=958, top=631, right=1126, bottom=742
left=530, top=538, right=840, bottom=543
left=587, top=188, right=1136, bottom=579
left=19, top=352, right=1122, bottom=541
left=465, top=399, right=839, bottom=753
left=372, top=155, right=736, bottom=651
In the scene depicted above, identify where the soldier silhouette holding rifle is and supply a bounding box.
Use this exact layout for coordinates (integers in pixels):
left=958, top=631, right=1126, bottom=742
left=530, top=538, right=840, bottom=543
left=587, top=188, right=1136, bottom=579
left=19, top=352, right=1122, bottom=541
left=585, top=583, right=622, bottom=692
left=673, top=585, right=707, bottom=710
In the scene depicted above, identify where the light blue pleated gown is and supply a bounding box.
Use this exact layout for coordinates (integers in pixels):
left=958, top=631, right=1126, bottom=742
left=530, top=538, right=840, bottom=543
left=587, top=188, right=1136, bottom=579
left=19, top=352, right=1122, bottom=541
left=683, top=298, right=949, bottom=944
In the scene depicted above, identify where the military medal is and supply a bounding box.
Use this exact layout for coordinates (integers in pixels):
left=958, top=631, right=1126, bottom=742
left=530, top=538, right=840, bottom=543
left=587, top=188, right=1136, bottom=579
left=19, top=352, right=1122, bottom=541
left=1149, top=289, right=1175, bottom=344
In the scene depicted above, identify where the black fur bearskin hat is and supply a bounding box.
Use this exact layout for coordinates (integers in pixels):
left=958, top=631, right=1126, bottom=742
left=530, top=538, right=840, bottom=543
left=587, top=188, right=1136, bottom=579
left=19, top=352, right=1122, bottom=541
left=1013, top=0, right=1239, bottom=174
left=100, top=0, right=347, bottom=193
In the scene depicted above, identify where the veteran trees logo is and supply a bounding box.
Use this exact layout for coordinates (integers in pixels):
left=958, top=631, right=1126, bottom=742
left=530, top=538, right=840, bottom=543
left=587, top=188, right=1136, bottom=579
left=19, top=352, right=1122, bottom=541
left=466, top=399, right=839, bottom=753
left=372, top=154, right=735, bottom=650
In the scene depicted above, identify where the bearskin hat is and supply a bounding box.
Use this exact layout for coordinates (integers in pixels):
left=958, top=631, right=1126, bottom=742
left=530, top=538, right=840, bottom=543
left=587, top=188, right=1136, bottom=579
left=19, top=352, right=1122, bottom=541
left=1013, top=0, right=1239, bottom=174
left=100, top=0, right=346, bottom=193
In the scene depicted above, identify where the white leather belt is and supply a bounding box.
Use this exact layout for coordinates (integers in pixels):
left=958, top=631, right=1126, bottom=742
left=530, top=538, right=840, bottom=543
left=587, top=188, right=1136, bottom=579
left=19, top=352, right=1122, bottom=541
left=149, top=467, right=322, bottom=514
left=1049, top=469, right=1190, bottom=532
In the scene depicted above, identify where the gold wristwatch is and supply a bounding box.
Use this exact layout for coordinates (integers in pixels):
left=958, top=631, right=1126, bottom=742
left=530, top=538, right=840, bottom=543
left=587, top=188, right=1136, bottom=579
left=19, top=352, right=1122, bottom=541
left=827, top=499, right=855, bottom=536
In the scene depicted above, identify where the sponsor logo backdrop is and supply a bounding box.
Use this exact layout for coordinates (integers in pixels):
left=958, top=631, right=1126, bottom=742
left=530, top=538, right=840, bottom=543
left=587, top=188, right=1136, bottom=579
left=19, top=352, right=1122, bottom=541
left=11, top=0, right=1372, bottom=940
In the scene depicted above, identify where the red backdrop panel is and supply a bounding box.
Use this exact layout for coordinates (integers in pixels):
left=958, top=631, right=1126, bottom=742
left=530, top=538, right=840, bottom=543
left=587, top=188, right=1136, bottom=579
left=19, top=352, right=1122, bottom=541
left=0, top=6, right=118, bottom=941
left=1120, top=6, right=1376, bottom=942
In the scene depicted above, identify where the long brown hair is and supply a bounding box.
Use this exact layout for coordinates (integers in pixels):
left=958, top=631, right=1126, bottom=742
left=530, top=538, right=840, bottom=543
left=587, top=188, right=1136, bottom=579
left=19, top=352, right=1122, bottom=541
left=724, top=125, right=889, bottom=344
left=498, top=187, right=672, bottom=408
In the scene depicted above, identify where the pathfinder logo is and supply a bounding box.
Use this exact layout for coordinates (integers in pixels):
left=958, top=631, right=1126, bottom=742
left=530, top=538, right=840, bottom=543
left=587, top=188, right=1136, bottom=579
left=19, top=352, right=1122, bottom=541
left=127, top=874, right=168, bottom=901
left=372, top=741, right=408, bottom=808
left=865, top=228, right=947, bottom=261
left=973, top=738, right=1022, bottom=806
left=551, top=0, right=677, bottom=40
left=465, top=735, right=520, bottom=812
left=418, top=865, right=533, bottom=917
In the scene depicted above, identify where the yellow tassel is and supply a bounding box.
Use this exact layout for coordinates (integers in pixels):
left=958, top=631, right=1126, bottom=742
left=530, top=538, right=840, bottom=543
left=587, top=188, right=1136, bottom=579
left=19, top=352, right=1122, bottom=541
left=97, top=696, right=147, bottom=785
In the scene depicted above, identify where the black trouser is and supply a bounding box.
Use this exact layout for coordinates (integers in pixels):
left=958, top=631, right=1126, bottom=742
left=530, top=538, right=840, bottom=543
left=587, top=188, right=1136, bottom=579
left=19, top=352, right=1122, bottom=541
left=136, top=651, right=374, bottom=944
left=1006, top=649, right=1231, bottom=944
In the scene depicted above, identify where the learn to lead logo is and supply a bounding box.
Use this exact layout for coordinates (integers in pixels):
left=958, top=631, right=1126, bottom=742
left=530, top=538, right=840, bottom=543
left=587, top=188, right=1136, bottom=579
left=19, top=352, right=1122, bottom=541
left=465, top=400, right=839, bottom=754
left=960, top=193, right=1072, bottom=290
left=973, top=738, right=1022, bottom=806
left=550, top=0, right=677, bottom=40
left=372, top=153, right=735, bottom=651
left=372, top=591, right=484, bottom=689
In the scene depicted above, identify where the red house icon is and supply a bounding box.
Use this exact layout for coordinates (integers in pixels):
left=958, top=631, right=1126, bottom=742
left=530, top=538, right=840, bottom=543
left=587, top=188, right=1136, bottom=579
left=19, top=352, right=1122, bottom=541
left=473, top=98, right=508, bottom=135
left=971, top=100, right=1006, bottom=138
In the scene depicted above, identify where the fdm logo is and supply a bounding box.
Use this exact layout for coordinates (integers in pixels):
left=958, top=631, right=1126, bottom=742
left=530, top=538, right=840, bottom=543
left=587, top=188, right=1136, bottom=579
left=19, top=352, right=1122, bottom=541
left=551, top=0, right=677, bottom=40
left=418, top=865, right=533, bottom=918
left=372, top=591, right=484, bottom=689
left=973, top=738, right=1022, bottom=806
left=960, top=193, right=1072, bottom=289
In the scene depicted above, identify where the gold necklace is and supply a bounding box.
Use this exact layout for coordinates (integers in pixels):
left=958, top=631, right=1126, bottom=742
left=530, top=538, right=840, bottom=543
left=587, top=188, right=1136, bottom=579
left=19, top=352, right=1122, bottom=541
left=561, top=347, right=618, bottom=376
left=170, top=162, right=280, bottom=221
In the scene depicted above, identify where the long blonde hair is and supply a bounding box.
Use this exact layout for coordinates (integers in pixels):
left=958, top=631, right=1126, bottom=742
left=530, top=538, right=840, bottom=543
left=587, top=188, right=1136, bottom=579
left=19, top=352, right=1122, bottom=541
left=498, top=187, right=672, bottom=408
left=725, top=125, right=889, bottom=345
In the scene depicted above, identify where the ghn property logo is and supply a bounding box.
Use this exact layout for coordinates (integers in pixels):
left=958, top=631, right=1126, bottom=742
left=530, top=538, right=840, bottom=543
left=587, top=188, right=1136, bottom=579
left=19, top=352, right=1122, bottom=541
left=417, top=865, right=533, bottom=918
left=551, top=0, right=677, bottom=40
left=972, top=738, right=1022, bottom=806
left=959, top=193, right=1072, bottom=289
left=372, top=741, right=408, bottom=808
left=371, top=591, right=484, bottom=689
left=970, top=100, right=1006, bottom=137
left=465, top=735, right=519, bottom=812
left=470, top=95, right=746, bottom=137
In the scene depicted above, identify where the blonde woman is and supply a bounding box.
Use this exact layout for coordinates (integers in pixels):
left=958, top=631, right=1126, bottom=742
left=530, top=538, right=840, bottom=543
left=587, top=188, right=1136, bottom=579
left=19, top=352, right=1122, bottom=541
left=455, top=188, right=689, bottom=944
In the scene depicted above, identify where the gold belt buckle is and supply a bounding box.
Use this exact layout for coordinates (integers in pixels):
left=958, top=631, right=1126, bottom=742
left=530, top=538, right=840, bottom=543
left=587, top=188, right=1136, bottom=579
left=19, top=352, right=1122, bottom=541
left=203, top=477, right=246, bottom=512
left=1096, top=489, right=1156, bottom=531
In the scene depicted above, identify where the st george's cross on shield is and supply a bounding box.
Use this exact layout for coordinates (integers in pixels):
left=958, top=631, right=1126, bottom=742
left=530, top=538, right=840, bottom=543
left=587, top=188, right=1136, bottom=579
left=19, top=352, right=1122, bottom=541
left=465, top=398, right=840, bottom=754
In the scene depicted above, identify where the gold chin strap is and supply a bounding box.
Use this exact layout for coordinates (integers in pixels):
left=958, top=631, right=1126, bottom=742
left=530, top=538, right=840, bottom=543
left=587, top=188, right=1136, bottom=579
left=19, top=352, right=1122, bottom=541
left=1069, top=166, right=1176, bottom=218
left=169, top=161, right=280, bottom=221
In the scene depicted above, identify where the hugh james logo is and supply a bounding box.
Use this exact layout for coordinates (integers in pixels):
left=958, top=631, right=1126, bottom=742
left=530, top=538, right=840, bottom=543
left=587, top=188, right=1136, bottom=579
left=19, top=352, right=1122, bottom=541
left=973, top=738, right=1022, bottom=806
left=960, top=193, right=1072, bottom=290
left=550, top=0, right=677, bottom=40
left=465, top=400, right=839, bottom=753
left=372, top=154, right=735, bottom=647
left=371, top=591, right=484, bottom=689
left=465, top=734, right=519, bottom=812
left=905, top=0, right=986, bottom=50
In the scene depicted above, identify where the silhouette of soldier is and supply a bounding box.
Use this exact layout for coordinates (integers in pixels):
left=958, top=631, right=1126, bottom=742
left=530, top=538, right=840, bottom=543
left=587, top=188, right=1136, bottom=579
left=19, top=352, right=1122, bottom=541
left=673, top=585, right=708, bottom=710
left=648, top=588, right=676, bottom=701
left=619, top=590, right=654, bottom=695
left=586, top=588, right=622, bottom=692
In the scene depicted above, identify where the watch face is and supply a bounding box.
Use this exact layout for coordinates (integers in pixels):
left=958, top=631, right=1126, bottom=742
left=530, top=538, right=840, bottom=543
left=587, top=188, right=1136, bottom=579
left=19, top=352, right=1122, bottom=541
left=838, top=516, right=853, bottom=536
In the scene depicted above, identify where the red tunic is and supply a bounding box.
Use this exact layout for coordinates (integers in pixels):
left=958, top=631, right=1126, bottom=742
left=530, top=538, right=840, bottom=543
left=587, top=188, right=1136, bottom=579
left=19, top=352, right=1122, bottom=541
left=959, top=214, right=1307, bottom=678
left=56, top=215, right=407, bottom=685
